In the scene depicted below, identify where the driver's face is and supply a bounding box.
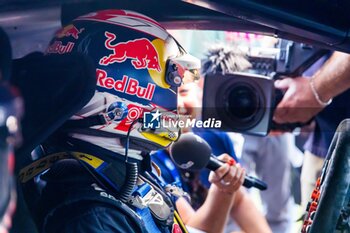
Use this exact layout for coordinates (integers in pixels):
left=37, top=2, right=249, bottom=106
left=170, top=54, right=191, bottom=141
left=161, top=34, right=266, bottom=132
left=177, top=74, right=202, bottom=122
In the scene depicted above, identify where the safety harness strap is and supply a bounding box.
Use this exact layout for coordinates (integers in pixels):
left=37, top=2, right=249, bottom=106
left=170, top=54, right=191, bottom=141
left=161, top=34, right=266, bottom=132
left=61, top=115, right=107, bottom=129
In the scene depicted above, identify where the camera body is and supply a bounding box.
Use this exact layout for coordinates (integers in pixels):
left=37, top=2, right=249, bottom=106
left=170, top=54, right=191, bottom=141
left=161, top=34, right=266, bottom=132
left=202, top=72, right=276, bottom=136
left=202, top=40, right=328, bottom=136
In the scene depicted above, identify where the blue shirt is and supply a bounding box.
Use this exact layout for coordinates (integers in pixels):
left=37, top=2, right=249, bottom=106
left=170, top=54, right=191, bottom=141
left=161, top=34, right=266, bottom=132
left=193, top=128, right=238, bottom=188
left=304, top=90, right=350, bottom=158
left=192, top=128, right=238, bottom=161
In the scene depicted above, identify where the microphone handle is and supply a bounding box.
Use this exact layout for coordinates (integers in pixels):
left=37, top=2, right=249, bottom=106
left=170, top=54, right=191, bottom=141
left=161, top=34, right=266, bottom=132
left=207, top=155, right=223, bottom=170
left=243, top=175, right=268, bottom=191
left=208, top=155, right=267, bottom=191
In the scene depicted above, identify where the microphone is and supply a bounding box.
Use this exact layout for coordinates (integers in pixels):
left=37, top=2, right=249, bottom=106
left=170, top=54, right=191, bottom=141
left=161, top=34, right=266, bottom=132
left=170, top=133, right=267, bottom=190
left=207, top=154, right=267, bottom=190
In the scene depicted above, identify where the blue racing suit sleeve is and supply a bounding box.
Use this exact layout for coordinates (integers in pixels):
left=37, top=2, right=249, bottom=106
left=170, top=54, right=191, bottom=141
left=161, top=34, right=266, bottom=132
left=44, top=202, right=143, bottom=233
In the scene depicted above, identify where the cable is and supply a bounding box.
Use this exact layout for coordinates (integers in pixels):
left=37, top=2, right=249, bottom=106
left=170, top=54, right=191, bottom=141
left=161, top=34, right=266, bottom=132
left=118, top=118, right=141, bottom=202
left=124, top=118, right=140, bottom=163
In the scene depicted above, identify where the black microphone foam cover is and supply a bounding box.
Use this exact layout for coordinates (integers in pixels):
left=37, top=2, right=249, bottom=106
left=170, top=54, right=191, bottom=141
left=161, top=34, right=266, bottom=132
left=170, top=133, right=211, bottom=171
left=170, top=133, right=268, bottom=191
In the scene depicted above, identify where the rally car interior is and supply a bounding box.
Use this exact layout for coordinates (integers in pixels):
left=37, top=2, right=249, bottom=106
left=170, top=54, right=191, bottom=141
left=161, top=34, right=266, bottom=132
left=1, top=0, right=350, bottom=233
left=12, top=53, right=96, bottom=170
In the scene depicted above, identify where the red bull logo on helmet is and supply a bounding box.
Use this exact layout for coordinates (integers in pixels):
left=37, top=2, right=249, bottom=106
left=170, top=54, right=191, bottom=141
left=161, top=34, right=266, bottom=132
left=56, top=24, right=84, bottom=40
left=97, top=69, right=155, bottom=101
left=99, top=31, right=161, bottom=72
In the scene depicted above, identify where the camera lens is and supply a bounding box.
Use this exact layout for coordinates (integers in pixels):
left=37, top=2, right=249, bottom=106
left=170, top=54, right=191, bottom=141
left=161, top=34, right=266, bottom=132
left=226, top=85, right=259, bottom=120
left=218, top=81, right=265, bottom=131
left=203, top=72, right=273, bottom=135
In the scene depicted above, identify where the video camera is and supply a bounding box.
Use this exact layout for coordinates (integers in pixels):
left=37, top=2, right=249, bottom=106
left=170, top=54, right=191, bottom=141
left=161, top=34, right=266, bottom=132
left=202, top=40, right=328, bottom=136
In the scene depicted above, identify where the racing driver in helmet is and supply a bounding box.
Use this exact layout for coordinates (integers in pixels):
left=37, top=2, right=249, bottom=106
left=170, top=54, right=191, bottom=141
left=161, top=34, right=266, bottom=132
left=19, top=10, right=245, bottom=233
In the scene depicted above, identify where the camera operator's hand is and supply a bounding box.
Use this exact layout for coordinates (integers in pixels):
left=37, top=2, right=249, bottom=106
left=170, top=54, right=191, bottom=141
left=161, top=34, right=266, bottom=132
left=208, top=154, right=245, bottom=195
left=273, top=77, right=325, bottom=124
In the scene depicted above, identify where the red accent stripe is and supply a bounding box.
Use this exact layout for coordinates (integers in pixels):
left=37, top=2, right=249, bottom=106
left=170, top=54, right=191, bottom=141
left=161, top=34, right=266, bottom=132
left=8, top=153, right=15, bottom=174
left=75, top=18, right=165, bottom=39
left=77, top=9, right=164, bottom=30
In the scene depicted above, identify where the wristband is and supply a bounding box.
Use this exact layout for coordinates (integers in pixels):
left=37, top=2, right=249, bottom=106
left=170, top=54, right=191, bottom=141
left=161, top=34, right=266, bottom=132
left=309, top=78, right=332, bottom=106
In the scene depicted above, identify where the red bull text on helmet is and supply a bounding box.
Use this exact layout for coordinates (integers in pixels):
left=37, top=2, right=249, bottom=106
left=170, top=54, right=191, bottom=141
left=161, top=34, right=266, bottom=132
left=97, top=69, right=156, bottom=101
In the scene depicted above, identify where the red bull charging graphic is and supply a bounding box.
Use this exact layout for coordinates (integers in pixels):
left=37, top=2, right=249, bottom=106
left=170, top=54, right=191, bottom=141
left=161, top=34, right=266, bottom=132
left=56, top=24, right=84, bottom=40
left=99, top=31, right=161, bottom=72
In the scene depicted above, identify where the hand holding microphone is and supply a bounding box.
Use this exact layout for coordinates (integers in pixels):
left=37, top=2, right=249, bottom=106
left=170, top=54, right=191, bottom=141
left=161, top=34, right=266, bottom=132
left=208, top=153, right=245, bottom=194
left=170, top=133, right=268, bottom=191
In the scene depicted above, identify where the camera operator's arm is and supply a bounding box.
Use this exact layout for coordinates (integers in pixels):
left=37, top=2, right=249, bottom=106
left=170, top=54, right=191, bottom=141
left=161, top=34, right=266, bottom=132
left=274, top=52, right=350, bottom=124
left=176, top=154, right=245, bottom=233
